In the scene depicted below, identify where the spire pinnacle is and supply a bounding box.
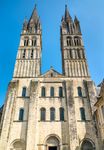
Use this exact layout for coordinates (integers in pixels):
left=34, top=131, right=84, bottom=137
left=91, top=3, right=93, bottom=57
left=65, top=5, right=72, bottom=22
left=74, top=16, right=79, bottom=23
left=29, top=4, right=39, bottom=24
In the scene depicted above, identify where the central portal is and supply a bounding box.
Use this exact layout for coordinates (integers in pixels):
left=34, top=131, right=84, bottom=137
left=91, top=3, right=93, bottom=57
left=46, top=136, right=60, bottom=150
left=49, top=146, right=57, bottom=150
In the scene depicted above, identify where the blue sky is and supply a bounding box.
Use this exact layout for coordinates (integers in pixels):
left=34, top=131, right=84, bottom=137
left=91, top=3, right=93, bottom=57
left=0, top=0, right=104, bottom=106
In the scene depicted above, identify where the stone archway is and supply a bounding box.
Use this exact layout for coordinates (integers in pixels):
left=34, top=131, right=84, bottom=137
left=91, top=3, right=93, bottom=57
left=10, top=140, right=25, bottom=150
left=81, top=139, right=95, bottom=150
left=45, top=136, right=60, bottom=150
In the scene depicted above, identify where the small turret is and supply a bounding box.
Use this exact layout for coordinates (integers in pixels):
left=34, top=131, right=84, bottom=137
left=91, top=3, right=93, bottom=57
left=74, top=16, right=81, bottom=34
left=61, top=5, right=74, bottom=34
left=22, top=18, right=28, bottom=31
left=65, top=5, right=72, bottom=23
left=28, top=5, right=41, bottom=33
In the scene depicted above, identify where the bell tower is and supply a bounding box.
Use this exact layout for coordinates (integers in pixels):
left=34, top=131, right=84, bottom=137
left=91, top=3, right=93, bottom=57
left=61, top=5, right=90, bottom=78
left=13, top=5, right=42, bottom=78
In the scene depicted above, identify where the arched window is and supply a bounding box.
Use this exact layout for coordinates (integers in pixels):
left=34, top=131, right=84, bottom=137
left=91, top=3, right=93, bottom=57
left=50, top=87, right=54, bottom=97
left=81, top=140, right=94, bottom=150
left=22, top=49, right=26, bottom=58
left=59, top=107, right=64, bottom=121
left=50, top=107, right=55, bottom=121
left=74, top=37, right=81, bottom=46
left=67, top=37, right=72, bottom=46
left=19, top=108, right=24, bottom=121
left=24, top=38, right=29, bottom=46
left=31, top=49, right=34, bottom=58
left=41, top=87, right=46, bottom=97
left=22, top=87, right=26, bottom=97
left=12, top=140, right=25, bottom=149
left=77, top=86, right=82, bottom=97
left=80, top=107, right=86, bottom=121
left=40, top=108, right=46, bottom=121
left=32, top=38, right=37, bottom=46
left=59, top=87, right=63, bottom=97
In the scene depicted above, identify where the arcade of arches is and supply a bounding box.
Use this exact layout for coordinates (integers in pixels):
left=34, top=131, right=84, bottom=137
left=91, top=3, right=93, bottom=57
left=10, top=138, right=95, bottom=150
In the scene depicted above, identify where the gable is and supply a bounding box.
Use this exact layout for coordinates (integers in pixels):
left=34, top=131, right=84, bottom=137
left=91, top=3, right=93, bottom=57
left=40, top=68, right=63, bottom=78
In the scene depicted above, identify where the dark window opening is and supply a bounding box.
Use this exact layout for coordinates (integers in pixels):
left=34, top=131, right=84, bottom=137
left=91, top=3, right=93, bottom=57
left=22, top=87, right=26, bottom=97
left=67, top=37, right=72, bottom=46
left=74, top=37, right=81, bottom=46
left=80, top=107, right=86, bottom=121
left=49, top=147, right=57, bottom=150
left=50, top=107, right=55, bottom=121
left=51, top=73, right=53, bottom=77
left=19, top=108, right=24, bottom=121
left=31, top=49, right=34, bottom=58
left=41, top=87, right=46, bottom=97
left=23, top=49, right=26, bottom=59
left=59, top=87, right=63, bottom=97
left=60, top=107, right=64, bottom=121
left=24, top=39, right=29, bottom=46
left=101, top=105, right=104, bottom=119
left=32, top=39, right=36, bottom=46
left=77, top=87, right=82, bottom=97
left=40, top=108, right=46, bottom=121
left=50, top=87, right=54, bottom=97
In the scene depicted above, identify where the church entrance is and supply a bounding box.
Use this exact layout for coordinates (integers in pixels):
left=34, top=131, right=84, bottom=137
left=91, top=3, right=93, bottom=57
left=81, top=140, right=95, bottom=150
left=49, top=146, right=57, bottom=150
left=46, top=136, right=60, bottom=150
left=10, top=140, right=25, bottom=150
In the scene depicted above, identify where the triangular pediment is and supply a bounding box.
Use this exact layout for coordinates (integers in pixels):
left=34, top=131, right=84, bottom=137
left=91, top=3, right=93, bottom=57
left=40, top=68, right=63, bottom=78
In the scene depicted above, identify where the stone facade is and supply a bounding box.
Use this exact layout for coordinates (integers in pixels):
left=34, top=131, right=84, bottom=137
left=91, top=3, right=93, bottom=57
left=94, top=80, right=104, bottom=150
left=0, top=5, right=100, bottom=150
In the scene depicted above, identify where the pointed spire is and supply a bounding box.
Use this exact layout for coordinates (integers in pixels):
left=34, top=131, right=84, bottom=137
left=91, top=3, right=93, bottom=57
left=29, top=4, right=39, bottom=24
left=23, top=18, right=28, bottom=30
left=74, top=16, right=81, bottom=34
left=74, top=16, right=79, bottom=23
left=65, top=5, right=72, bottom=22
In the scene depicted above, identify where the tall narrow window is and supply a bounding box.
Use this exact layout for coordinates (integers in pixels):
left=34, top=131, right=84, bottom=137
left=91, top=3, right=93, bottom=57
left=24, top=39, right=27, bottom=46
left=31, top=49, right=34, bottom=58
left=59, top=87, right=63, bottom=97
left=32, top=38, right=36, bottom=46
left=24, top=38, right=29, bottom=46
left=67, top=37, right=72, bottom=46
left=41, top=87, right=46, bottom=97
left=101, top=105, right=104, bottom=119
left=23, top=49, right=26, bottom=58
left=77, top=87, right=82, bottom=97
left=50, top=107, right=55, bottom=121
left=50, top=87, right=54, bottom=97
left=74, top=37, right=81, bottom=46
left=22, top=87, right=26, bottom=97
left=40, top=108, right=46, bottom=121
left=60, top=107, right=64, bottom=121
left=80, top=107, right=86, bottom=121
left=19, top=108, right=24, bottom=121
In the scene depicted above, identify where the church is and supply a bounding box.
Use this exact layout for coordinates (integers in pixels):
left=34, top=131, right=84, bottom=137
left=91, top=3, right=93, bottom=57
left=0, top=5, right=100, bottom=150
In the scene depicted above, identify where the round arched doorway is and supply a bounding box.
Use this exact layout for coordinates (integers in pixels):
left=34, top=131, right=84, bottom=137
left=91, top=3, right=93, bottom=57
left=46, top=136, right=60, bottom=150
left=81, top=139, right=95, bottom=150
left=10, top=140, right=25, bottom=150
